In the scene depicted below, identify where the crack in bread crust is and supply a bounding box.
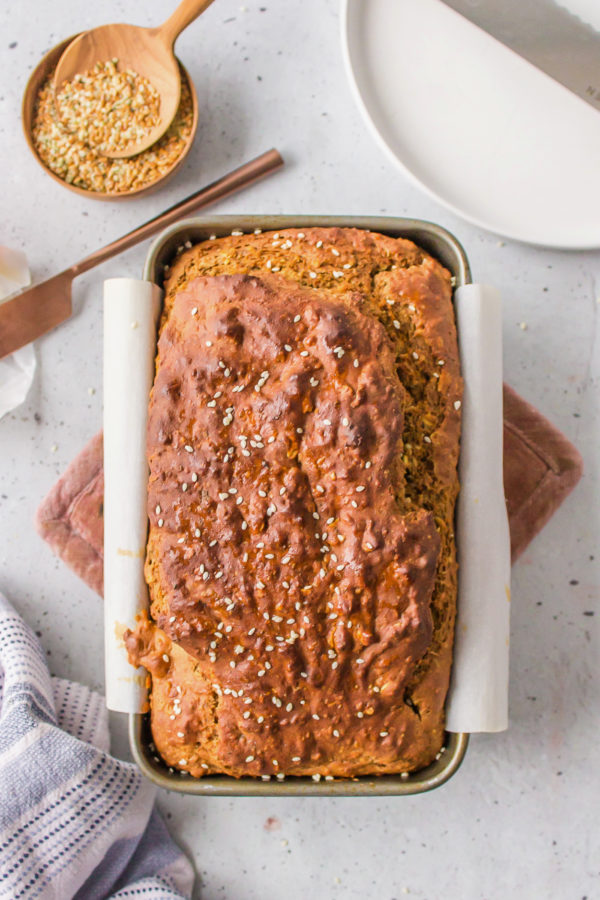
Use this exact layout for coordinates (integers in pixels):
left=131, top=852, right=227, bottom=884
left=125, top=227, right=461, bottom=779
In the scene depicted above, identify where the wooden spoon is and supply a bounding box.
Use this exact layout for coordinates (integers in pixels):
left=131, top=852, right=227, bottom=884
left=53, top=0, right=216, bottom=159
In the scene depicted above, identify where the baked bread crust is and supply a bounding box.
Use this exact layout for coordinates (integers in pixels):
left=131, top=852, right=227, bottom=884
left=125, top=227, right=462, bottom=778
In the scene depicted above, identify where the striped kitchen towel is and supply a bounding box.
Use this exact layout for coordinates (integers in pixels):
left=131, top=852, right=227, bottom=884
left=0, top=593, right=194, bottom=899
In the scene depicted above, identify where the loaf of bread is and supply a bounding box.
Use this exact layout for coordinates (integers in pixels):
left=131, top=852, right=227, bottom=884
left=125, top=227, right=462, bottom=779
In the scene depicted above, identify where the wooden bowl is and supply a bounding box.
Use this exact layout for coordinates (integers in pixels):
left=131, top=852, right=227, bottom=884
left=22, top=36, right=198, bottom=201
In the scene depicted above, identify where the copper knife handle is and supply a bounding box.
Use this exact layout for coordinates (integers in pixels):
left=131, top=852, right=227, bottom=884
left=72, top=148, right=284, bottom=277
left=0, top=149, right=283, bottom=360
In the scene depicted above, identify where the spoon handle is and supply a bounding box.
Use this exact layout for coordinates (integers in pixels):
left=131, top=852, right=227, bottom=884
left=158, top=0, right=217, bottom=46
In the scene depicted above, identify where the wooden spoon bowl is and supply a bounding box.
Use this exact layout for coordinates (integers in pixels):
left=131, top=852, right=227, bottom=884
left=53, top=26, right=179, bottom=158
left=22, top=36, right=198, bottom=201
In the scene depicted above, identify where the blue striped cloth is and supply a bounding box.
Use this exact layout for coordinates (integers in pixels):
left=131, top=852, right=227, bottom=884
left=0, top=593, right=194, bottom=899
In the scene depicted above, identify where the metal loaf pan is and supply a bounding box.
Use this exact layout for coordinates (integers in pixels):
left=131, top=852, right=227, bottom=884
left=130, top=215, right=471, bottom=796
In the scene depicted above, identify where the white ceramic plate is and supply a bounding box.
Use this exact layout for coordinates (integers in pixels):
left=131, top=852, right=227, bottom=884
left=342, top=0, right=600, bottom=248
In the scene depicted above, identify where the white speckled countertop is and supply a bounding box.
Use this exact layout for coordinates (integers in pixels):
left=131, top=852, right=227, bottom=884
left=0, top=1, right=598, bottom=897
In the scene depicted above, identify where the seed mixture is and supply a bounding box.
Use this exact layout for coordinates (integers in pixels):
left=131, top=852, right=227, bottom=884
left=55, top=59, right=162, bottom=156
left=31, top=64, right=193, bottom=194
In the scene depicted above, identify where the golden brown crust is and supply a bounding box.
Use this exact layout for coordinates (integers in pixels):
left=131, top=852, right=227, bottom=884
left=125, top=227, right=462, bottom=779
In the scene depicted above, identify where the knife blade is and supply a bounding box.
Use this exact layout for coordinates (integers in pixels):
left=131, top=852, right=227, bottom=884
left=441, top=0, right=600, bottom=112
left=0, top=272, right=73, bottom=359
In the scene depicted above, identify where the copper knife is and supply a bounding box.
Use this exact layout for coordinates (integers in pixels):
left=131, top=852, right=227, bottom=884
left=0, top=148, right=284, bottom=360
